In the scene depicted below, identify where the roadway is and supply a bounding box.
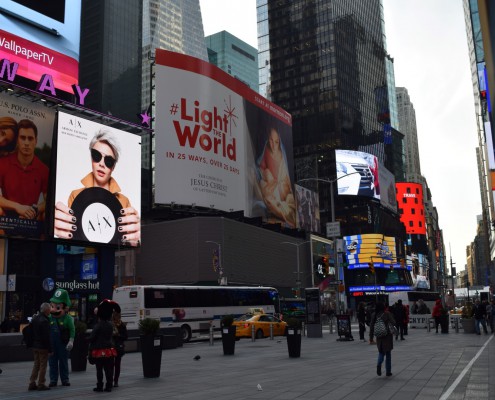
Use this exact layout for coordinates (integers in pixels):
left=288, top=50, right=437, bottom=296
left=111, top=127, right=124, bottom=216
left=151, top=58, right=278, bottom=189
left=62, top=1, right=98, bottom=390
left=1, top=323, right=494, bottom=399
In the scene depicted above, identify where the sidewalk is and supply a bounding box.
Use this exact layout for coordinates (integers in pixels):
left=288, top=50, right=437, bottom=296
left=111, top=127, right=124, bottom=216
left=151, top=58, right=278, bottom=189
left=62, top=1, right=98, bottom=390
left=1, top=325, right=494, bottom=399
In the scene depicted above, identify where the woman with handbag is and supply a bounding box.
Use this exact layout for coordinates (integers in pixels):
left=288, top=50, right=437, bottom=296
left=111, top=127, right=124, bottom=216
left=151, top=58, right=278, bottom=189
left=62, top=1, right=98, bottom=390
left=111, top=311, right=128, bottom=388
left=369, top=301, right=396, bottom=377
left=88, top=300, right=120, bottom=392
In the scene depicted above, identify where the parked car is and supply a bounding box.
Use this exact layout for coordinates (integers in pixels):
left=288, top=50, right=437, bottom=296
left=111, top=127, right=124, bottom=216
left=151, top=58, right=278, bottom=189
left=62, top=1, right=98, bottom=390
left=233, top=313, right=287, bottom=339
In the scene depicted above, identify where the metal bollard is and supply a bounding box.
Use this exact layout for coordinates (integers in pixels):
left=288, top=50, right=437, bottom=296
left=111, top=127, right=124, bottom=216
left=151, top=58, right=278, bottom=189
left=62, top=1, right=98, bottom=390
left=209, top=324, right=214, bottom=346
left=302, top=322, right=306, bottom=336
left=269, top=323, right=274, bottom=340
left=251, top=324, right=255, bottom=341
left=455, top=317, right=459, bottom=333
left=427, top=318, right=431, bottom=333
left=329, top=319, right=333, bottom=334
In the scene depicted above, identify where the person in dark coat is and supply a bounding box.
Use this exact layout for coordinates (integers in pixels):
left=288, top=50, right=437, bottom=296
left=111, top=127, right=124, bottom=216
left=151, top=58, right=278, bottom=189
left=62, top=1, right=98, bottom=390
left=111, top=311, right=128, bottom=387
left=391, top=300, right=406, bottom=340
left=89, top=299, right=120, bottom=392
left=369, top=301, right=395, bottom=377
left=357, top=302, right=367, bottom=341
left=28, top=303, right=53, bottom=391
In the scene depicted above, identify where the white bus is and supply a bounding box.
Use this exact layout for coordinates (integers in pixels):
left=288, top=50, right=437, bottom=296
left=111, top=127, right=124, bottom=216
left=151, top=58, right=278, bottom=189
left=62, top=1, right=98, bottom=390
left=112, top=285, right=280, bottom=342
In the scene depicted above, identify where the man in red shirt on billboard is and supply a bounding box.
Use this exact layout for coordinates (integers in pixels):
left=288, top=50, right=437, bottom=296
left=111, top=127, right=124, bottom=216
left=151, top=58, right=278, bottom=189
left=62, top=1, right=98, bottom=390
left=0, top=119, right=48, bottom=221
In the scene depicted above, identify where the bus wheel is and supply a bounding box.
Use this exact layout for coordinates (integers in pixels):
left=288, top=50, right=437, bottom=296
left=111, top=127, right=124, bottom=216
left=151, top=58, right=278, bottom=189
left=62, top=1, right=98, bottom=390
left=256, top=329, right=264, bottom=339
left=181, top=325, right=192, bottom=342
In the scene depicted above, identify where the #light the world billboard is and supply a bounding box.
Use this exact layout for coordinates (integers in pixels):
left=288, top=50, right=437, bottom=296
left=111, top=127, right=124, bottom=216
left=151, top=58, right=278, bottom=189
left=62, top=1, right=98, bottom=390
left=154, top=50, right=296, bottom=228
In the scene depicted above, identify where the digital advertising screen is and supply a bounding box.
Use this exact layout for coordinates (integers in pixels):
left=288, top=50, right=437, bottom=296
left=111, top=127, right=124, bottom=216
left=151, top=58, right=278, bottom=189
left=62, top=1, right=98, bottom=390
left=53, top=111, right=141, bottom=247
left=154, top=49, right=295, bottom=228
left=335, top=149, right=379, bottom=200
left=0, top=91, right=56, bottom=238
left=344, top=233, right=398, bottom=268
left=396, top=182, right=426, bottom=235
left=0, top=0, right=81, bottom=93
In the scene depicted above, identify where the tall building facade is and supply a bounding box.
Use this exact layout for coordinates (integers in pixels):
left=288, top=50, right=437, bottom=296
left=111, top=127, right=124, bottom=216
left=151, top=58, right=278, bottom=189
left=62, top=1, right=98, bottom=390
left=463, top=0, right=494, bottom=286
left=260, top=0, right=404, bottom=231
left=396, top=87, right=422, bottom=182
left=79, top=0, right=143, bottom=122
left=206, top=31, right=259, bottom=91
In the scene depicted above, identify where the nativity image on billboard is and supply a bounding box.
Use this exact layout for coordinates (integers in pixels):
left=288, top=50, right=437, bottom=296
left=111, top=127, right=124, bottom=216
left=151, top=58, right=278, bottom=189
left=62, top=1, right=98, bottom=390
left=335, top=150, right=379, bottom=200
left=53, top=111, right=141, bottom=247
left=0, top=91, right=56, bottom=238
left=344, top=233, right=398, bottom=268
left=154, top=49, right=294, bottom=228
left=295, top=184, right=320, bottom=233
left=0, top=0, right=81, bottom=93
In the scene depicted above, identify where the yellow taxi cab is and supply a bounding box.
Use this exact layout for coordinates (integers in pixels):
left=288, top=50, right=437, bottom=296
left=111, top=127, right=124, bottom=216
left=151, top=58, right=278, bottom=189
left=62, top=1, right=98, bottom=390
left=232, top=309, right=287, bottom=339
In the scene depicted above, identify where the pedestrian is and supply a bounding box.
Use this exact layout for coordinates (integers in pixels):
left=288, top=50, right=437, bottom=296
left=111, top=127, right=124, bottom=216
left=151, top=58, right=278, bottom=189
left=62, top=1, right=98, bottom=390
left=111, top=310, right=128, bottom=388
left=369, top=301, right=395, bottom=377
left=357, top=302, right=366, bottom=342
left=473, top=299, right=488, bottom=335
left=391, top=300, right=406, bottom=340
left=28, top=303, right=52, bottom=391
left=48, top=288, right=75, bottom=387
left=431, top=299, right=444, bottom=333
left=488, top=299, right=495, bottom=334
left=89, top=299, right=120, bottom=392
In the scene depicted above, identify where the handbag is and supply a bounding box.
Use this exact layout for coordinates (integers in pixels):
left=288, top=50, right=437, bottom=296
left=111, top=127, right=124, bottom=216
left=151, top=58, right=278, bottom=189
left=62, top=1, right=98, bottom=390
left=115, top=342, right=125, bottom=357
left=388, top=322, right=398, bottom=337
left=374, top=316, right=388, bottom=338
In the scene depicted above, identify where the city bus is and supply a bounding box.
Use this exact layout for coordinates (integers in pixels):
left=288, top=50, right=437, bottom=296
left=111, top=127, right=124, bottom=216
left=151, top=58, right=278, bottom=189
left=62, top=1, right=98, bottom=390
left=112, top=285, right=279, bottom=342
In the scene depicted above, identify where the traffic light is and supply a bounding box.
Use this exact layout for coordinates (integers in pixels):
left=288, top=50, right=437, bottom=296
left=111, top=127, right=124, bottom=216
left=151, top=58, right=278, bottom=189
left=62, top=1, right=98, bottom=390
left=400, top=259, right=406, bottom=268
left=390, top=264, right=394, bottom=271
left=368, top=262, right=375, bottom=274
left=323, top=256, right=329, bottom=275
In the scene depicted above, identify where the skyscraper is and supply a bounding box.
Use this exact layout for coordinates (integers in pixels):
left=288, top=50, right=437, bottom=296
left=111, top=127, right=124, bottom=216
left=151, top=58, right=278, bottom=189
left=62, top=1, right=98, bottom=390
left=206, top=31, right=259, bottom=91
left=396, top=87, right=422, bottom=182
left=260, top=0, right=404, bottom=238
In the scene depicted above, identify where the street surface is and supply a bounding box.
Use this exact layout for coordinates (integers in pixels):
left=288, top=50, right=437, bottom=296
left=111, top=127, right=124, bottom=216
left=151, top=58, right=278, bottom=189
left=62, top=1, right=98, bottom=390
left=1, top=323, right=494, bottom=399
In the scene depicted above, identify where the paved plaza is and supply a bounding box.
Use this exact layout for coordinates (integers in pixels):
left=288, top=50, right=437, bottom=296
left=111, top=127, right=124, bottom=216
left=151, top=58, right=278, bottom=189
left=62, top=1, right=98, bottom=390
left=1, top=324, right=494, bottom=400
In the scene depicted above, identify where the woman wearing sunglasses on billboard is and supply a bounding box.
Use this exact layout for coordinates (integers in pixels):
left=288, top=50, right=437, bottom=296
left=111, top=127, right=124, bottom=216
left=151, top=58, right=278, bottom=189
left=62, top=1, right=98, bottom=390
left=54, top=130, right=140, bottom=245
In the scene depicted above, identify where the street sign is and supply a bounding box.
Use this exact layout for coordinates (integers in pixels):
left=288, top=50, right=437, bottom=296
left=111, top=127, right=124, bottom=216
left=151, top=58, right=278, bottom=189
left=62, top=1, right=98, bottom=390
left=328, top=280, right=343, bottom=285
left=326, top=221, right=340, bottom=238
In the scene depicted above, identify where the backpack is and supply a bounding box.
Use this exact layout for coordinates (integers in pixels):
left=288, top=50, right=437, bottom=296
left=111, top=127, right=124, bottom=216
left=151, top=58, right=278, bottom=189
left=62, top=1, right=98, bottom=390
left=374, top=315, right=388, bottom=338
left=22, top=320, right=35, bottom=348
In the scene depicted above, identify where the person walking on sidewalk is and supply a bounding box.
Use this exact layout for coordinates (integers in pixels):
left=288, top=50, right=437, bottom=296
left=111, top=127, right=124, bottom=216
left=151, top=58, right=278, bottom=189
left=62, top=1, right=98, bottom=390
left=357, top=302, right=367, bottom=341
left=111, top=310, right=128, bottom=388
left=28, top=303, right=53, bottom=391
left=369, top=301, right=395, bottom=377
left=473, top=299, right=488, bottom=335
left=432, top=299, right=444, bottom=334
left=391, top=300, right=406, bottom=340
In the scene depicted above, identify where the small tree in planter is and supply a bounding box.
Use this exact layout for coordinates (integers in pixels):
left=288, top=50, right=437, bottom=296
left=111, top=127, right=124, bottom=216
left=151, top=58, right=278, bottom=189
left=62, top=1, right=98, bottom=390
left=221, top=315, right=236, bottom=355
left=71, top=320, right=88, bottom=372
left=138, top=318, right=163, bottom=378
left=285, top=318, right=302, bottom=358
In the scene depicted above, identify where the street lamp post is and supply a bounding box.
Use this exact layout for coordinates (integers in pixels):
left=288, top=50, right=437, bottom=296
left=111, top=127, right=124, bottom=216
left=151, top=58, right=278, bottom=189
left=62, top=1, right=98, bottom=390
left=205, top=241, right=224, bottom=285
left=281, top=240, right=311, bottom=297
left=298, top=172, right=360, bottom=312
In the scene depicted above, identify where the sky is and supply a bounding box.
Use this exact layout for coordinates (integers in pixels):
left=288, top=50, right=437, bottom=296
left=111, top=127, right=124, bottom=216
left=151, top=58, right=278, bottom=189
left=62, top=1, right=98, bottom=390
left=199, top=0, right=480, bottom=273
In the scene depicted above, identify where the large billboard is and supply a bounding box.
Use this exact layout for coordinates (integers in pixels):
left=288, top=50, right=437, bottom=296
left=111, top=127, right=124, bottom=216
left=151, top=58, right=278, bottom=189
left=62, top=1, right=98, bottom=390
left=396, top=182, right=426, bottom=235
left=344, top=233, right=399, bottom=268
left=154, top=50, right=295, bottom=228
left=295, top=184, right=320, bottom=233
left=336, top=149, right=396, bottom=212
left=0, top=0, right=81, bottom=93
left=53, top=111, right=141, bottom=247
left=0, top=91, right=55, bottom=238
